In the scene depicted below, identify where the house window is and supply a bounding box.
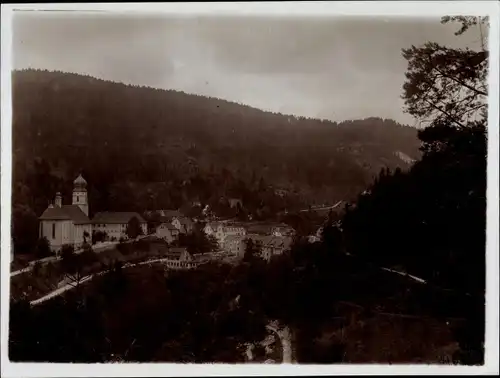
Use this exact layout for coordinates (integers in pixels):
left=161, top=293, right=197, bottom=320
left=76, top=195, right=79, bottom=202
left=52, top=223, right=56, bottom=239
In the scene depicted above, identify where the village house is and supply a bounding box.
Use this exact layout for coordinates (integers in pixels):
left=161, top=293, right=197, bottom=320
left=222, top=234, right=246, bottom=256
left=146, top=209, right=184, bottom=219
left=219, top=228, right=294, bottom=261
left=165, top=247, right=192, bottom=262
left=172, top=216, right=195, bottom=234
left=203, top=221, right=246, bottom=246
left=274, top=189, right=288, bottom=197
left=93, top=212, right=147, bottom=240
left=236, top=234, right=270, bottom=259
left=216, top=224, right=247, bottom=245
left=246, top=223, right=273, bottom=235
left=149, top=209, right=194, bottom=234
left=39, top=175, right=92, bottom=253
left=155, top=218, right=180, bottom=243
left=271, top=223, right=295, bottom=237
left=228, top=198, right=243, bottom=209
left=244, top=222, right=294, bottom=237
left=308, top=234, right=321, bottom=243
left=159, top=247, right=199, bottom=269
left=203, top=221, right=221, bottom=237
left=261, top=236, right=293, bottom=262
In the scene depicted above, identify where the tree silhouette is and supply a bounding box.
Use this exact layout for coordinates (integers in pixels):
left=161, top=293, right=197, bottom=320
left=243, top=238, right=262, bottom=262
left=341, top=16, right=488, bottom=365
left=126, top=216, right=143, bottom=239
left=60, top=244, right=97, bottom=295
left=177, top=229, right=218, bottom=255
left=402, top=16, right=488, bottom=130
left=35, top=237, right=52, bottom=258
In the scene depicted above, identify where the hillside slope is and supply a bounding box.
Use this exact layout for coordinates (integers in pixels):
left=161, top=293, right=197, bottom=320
left=12, top=69, right=420, bottom=214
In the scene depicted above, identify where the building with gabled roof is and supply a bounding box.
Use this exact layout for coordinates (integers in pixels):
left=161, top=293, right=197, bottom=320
left=203, top=221, right=222, bottom=237
left=222, top=234, right=246, bottom=256
left=93, top=211, right=147, bottom=240
left=156, top=218, right=180, bottom=243
left=165, top=247, right=192, bottom=262
left=244, top=222, right=294, bottom=237
left=172, top=216, right=195, bottom=234
left=160, top=209, right=184, bottom=220
left=39, top=175, right=92, bottom=253
left=228, top=198, right=243, bottom=209
left=261, top=236, right=293, bottom=262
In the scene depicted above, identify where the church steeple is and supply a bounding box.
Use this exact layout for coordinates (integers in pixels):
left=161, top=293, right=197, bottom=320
left=72, top=174, right=88, bottom=216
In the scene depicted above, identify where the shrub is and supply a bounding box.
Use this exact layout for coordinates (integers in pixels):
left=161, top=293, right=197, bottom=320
left=35, top=237, right=52, bottom=259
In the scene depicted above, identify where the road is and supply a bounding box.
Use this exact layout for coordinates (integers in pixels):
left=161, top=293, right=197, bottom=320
left=297, top=200, right=343, bottom=213
left=381, top=267, right=427, bottom=284
left=266, top=322, right=293, bottom=363
left=11, top=236, right=149, bottom=277
left=30, top=273, right=102, bottom=306
left=29, top=255, right=193, bottom=306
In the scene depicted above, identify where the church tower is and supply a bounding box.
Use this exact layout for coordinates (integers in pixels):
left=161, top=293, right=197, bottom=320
left=72, top=174, right=89, bottom=216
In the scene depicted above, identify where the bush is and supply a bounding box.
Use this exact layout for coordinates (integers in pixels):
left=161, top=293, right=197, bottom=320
left=60, top=244, right=75, bottom=260
left=92, top=230, right=107, bottom=244
left=32, top=261, right=42, bottom=276
left=126, top=216, right=144, bottom=239
left=134, top=239, right=150, bottom=252
left=35, top=237, right=52, bottom=259
left=117, top=242, right=133, bottom=255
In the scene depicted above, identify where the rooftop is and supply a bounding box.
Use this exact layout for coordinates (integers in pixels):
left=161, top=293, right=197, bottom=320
left=161, top=210, right=184, bottom=219
left=93, top=212, right=146, bottom=224
left=265, top=236, right=293, bottom=249
left=165, top=247, right=190, bottom=260
left=39, top=205, right=90, bottom=224
left=223, top=234, right=246, bottom=243
left=158, top=221, right=179, bottom=230
left=177, top=216, right=194, bottom=226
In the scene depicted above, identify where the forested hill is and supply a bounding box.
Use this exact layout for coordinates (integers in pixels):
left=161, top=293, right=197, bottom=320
left=12, top=69, right=420, bottom=215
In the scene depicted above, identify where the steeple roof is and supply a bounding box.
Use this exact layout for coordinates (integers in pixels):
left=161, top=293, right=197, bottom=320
left=73, top=174, right=87, bottom=189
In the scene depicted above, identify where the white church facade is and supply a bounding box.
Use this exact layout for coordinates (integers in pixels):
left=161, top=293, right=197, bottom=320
left=39, top=174, right=92, bottom=253
left=39, top=174, right=147, bottom=253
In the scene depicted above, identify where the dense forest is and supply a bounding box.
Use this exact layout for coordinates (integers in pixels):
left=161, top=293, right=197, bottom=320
left=11, top=69, right=420, bottom=255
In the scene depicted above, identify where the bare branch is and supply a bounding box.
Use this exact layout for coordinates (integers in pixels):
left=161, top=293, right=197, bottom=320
left=429, top=59, right=487, bottom=97
left=422, top=98, right=467, bottom=128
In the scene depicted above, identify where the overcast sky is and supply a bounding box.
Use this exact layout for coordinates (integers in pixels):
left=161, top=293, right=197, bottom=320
left=12, top=12, right=483, bottom=125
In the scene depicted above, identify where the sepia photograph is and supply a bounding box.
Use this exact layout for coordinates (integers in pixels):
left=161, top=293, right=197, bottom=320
left=1, top=1, right=498, bottom=376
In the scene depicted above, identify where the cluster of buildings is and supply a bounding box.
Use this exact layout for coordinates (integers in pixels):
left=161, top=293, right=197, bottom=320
left=38, top=175, right=297, bottom=262
left=203, top=220, right=295, bottom=261
left=151, top=213, right=295, bottom=262
left=151, top=210, right=195, bottom=243
left=39, top=175, right=147, bottom=253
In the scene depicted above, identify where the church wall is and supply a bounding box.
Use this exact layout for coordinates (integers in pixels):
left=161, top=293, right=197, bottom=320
left=74, top=224, right=92, bottom=248
left=40, top=220, right=70, bottom=253
left=61, top=220, right=73, bottom=246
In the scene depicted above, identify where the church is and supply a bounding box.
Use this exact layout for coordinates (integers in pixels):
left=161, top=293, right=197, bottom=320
left=39, top=174, right=92, bottom=253
left=39, top=174, right=147, bottom=253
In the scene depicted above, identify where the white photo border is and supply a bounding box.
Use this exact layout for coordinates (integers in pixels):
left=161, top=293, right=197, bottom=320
left=1, top=1, right=499, bottom=376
